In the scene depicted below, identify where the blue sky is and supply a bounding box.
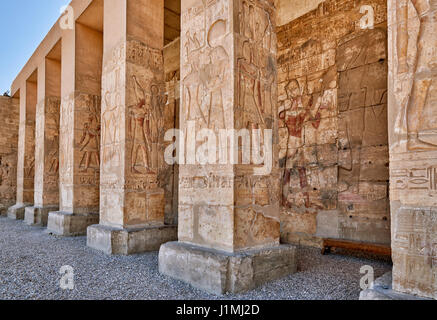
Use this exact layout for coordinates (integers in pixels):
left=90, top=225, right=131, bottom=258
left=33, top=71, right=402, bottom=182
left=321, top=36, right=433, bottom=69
left=0, top=0, right=69, bottom=94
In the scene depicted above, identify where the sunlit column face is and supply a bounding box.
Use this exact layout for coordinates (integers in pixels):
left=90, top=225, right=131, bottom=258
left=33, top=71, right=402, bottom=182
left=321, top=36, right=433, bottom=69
left=178, top=0, right=279, bottom=253
left=100, top=0, right=168, bottom=229
left=59, top=21, right=103, bottom=214
left=34, top=58, right=61, bottom=208
left=21, top=80, right=37, bottom=205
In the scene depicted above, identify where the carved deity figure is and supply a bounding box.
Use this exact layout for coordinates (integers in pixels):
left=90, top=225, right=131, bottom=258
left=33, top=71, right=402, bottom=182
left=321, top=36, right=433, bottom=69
left=48, top=129, right=59, bottom=174
left=397, top=0, right=437, bottom=150
left=130, top=76, right=164, bottom=174
left=24, top=155, right=35, bottom=178
left=150, top=84, right=166, bottom=141
left=238, top=41, right=265, bottom=130
left=78, top=112, right=100, bottom=172
left=280, top=79, right=307, bottom=138
left=183, top=19, right=228, bottom=130
left=184, top=30, right=201, bottom=61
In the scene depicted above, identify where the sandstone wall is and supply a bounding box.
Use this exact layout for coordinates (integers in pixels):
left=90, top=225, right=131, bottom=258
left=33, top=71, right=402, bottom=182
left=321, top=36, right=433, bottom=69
left=277, top=0, right=390, bottom=247
left=0, top=96, right=19, bottom=214
left=276, top=0, right=325, bottom=26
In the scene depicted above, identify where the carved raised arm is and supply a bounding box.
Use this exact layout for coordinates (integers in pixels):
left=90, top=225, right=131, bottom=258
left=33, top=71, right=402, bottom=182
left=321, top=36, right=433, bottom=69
left=397, top=0, right=410, bottom=74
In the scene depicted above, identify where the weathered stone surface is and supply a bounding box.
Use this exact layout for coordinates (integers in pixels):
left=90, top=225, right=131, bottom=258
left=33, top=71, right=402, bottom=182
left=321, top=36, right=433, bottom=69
left=163, top=37, right=181, bottom=226
left=8, top=79, right=37, bottom=217
left=87, top=224, right=177, bottom=255
left=388, top=0, right=437, bottom=300
left=159, top=241, right=297, bottom=295
left=178, top=0, right=279, bottom=253
left=276, top=0, right=324, bottom=26
left=33, top=56, right=61, bottom=216
left=5, top=0, right=437, bottom=300
left=0, top=96, right=19, bottom=215
left=24, top=205, right=58, bottom=226
left=277, top=0, right=390, bottom=246
left=53, top=8, right=103, bottom=237
left=359, top=272, right=431, bottom=300
left=0, top=96, right=19, bottom=216
left=47, top=211, right=99, bottom=237
left=21, top=81, right=37, bottom=206
left=7, top=204, right=26, bottom=220
left=89, top=0, right=178, bottom=255
left=158, top=0, right=299, bottom=295
left=391, top=206, right=437, bottom=299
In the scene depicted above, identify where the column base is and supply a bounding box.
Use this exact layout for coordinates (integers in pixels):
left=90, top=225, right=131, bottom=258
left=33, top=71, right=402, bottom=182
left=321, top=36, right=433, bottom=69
left=359, top=272, right=433, bottom=300
left=7, top=204, right=29, bottom=220
left=24, top=206, right=58, bottom=226
left=87, top=224, right=177, bottom=255
left=159, top=242, right=298, bottom=295
left=0, top=204, right=8, bottom=216
left=47, top=211, right=99, bottom=236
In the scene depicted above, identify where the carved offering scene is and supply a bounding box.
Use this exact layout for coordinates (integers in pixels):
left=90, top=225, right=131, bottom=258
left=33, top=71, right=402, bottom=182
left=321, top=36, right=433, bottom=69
left=277, top=0, right=390, bottom=248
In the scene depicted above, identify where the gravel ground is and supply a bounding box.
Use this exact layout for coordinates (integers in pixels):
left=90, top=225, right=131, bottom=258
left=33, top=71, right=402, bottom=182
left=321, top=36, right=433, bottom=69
left=0, top=216, right=391, bottom=300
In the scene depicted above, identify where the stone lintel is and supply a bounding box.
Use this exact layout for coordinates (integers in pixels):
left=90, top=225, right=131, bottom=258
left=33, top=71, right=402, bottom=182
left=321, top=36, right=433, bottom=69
left=24, top=205, right=59, bottom=227
left=159, top=242, right=297, bottom=295
left=359, top=272, right=433, bottom=301
left=7, top=203, right=29, bottom=220
left=87, top=224, right=177, bottom=255
left=47, top=211, right=99, bottom=236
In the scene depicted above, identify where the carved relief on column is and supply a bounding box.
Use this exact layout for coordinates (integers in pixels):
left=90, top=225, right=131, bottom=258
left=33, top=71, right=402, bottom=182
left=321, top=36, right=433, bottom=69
left=100, top=42, right=125, bottom=227
left=73, top=93, right=101, bottom=213
left=59, top=94, right=74, bottom=212
left=59, top=91, right=101, bottom=214
left=388, top=0, right=437, bottom=299
left=178, top=0, right=279, bottom=252
left=34, top=99, right=45, bottom=206
left=179, top=0, right=235, bottom=252
left=44, top=97, right=60, bottom=205
left=100, top=38, right=168, bottom=228
left=164, top=38, right=181, bottom=225
left=16, top=95, right=26, bottom=205
left=0, top=97, right=18, bottom=213
left=34, top=97, right=60, bottom=207
left=23, top=124, right=35, bottom=204
left=125, top=39, right=167, bottom=226
left=23, top=82, right=36, bottom=204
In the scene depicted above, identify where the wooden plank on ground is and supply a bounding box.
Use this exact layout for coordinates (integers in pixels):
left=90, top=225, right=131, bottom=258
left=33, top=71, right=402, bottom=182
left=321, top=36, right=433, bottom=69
left=322, top=238, right=391, bottom=256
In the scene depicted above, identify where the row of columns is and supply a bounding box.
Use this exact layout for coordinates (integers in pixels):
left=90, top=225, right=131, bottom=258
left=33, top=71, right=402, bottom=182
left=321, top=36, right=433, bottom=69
left=9, top=0, right=176, bottom=250
left=4, top=0, right=435, bottom=298
left=6, top=0, right=294, bottom=295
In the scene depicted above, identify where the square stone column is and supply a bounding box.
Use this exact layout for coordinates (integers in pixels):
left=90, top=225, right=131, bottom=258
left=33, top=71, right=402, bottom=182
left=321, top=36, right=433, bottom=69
left=25, top=58, right=61, bottom=226
left=47, top=23, right=103, bottom=236
left=87, top=0, right=177, bottom=255
left=158, top=0, right=296, bottom=295
left=8, top=79, right=36, bottom=220
left=388, top=0, right=437, bottom=299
